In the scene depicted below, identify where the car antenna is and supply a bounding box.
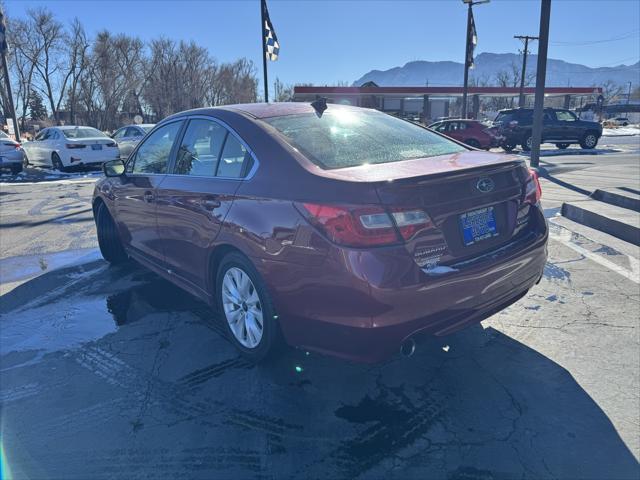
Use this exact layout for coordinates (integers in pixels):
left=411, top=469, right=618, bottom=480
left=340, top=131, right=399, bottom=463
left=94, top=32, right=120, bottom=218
left=311, top=97, right=328, bottom=118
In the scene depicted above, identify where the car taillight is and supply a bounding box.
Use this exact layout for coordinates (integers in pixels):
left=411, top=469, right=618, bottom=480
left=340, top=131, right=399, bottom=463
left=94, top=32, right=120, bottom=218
left=106, top=142, right=117, bottom=147
left=66, top=143, right=86, bottom=149
left=524, top=169, right=542, bottom=204
left=389, top=208, right=433, bottom=241
left=296, top=203, right=432, bottom=247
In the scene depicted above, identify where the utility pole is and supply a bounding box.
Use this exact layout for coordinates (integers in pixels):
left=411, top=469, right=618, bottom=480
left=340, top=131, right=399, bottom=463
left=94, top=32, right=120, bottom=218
left=530, top=0, right=551, bottom=169
left=514, top=34, right=538, bottom=108
left=461, top=0, right=489, bottom=119
left=0, top=7, right=20, bottom=141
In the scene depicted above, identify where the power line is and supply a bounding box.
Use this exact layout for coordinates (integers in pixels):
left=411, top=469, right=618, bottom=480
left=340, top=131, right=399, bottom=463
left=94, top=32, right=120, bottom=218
left=551, top=29, right=639, bottom=46
left=514, top=35, right=539, bottom=107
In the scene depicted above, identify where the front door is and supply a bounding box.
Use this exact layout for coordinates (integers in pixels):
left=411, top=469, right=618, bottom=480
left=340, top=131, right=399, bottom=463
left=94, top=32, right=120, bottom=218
left=111, top=120, right=183, bottom=265
left=155, top=117, right=252, bottom=292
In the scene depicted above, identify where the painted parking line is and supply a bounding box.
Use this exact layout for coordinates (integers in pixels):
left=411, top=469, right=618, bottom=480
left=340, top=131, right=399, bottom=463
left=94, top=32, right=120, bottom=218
left=549, top=226, right=639, bottom=284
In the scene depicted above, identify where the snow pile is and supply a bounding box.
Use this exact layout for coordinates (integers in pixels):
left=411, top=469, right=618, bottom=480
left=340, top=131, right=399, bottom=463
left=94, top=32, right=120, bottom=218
left=602, top=126, right=640, bottom=136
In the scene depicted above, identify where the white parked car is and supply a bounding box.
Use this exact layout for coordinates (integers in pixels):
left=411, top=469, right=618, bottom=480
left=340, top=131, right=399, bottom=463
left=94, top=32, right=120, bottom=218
left=0, top=131, right=26, bottom=175
left=23, top=126, right=120, bottom=171
left=604, top=117, right=630, bottom=127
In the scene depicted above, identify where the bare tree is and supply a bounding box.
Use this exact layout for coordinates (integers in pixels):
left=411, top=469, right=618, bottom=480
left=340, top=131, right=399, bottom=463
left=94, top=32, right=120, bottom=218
left=273, top=77, right=293, bottom=102
left=64, top=18, right=89, bottom=125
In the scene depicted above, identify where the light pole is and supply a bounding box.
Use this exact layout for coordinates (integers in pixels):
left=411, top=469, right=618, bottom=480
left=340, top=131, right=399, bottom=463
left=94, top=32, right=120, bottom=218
left=461, top=0, right=489, bottom=119
left=530, top=0, right=551, bottom=169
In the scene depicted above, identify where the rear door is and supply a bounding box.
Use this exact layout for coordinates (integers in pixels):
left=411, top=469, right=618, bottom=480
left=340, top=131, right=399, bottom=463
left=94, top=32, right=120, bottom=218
left=111, top=120, right=184, bottom=265
left=155, top=117, right=254, bottom=291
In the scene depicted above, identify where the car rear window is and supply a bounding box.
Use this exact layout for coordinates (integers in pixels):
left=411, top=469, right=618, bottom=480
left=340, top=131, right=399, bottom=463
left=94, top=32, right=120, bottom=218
left=61, top=127, right=107, bottom=139
left=264, top=108, right=466, bottom=170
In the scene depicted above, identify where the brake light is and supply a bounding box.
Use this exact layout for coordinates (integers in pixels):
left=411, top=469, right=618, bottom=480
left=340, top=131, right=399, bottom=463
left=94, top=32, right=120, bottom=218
left=297, top=203, right=433, bottom=247
left=106, top=142, right=118, bottom=147
left=66, top=143, right=86, bottom=149
left=524, top=169, right=542, bottom=204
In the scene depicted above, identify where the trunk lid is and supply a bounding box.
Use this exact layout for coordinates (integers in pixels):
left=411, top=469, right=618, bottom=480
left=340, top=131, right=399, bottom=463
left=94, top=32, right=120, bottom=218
left=371, top=154, right=533, bottom=267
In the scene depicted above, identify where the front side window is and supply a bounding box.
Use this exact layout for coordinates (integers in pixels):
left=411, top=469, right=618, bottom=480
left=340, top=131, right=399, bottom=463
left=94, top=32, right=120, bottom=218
left=174, top=119, right=227, bottom=177
left=264, top=108, right=465, bottom=170
left=112, top=128, right=127, bottom=140
left=555, top=110, right=576, bottom=122
left=130, top=121, right=182, bottom=174
left=61, top=127, right=107, bottom=139
left=126, top=127, right=144, bottom=138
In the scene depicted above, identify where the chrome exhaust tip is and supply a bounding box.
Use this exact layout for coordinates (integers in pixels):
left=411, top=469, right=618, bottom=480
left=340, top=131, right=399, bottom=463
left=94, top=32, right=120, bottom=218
left=400, top=338, right=416, bottom=357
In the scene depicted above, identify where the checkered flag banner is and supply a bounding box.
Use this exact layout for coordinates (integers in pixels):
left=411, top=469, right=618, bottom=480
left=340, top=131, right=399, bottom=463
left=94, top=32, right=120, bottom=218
left=262, top=0, right=279, bottom=61
left=466, top=9, right=477, bottom=69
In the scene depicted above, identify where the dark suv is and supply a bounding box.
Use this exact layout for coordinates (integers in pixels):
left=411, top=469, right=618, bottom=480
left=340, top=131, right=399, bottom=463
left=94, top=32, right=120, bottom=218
left=493, top=108, right=602, bottom=152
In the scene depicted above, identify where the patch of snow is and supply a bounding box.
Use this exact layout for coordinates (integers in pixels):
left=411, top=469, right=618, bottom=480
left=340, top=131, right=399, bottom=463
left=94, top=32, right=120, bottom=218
left=602, top=126, right=640, bottom=137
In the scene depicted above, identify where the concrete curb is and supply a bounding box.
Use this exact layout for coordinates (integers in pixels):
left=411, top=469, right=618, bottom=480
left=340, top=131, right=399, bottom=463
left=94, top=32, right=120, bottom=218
left=561, top=202, right=640, bottom=246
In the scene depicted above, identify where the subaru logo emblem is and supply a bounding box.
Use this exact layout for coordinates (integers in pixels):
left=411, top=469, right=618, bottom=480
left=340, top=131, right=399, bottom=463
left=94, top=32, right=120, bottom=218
left=476, top=177, right=495, bottom=193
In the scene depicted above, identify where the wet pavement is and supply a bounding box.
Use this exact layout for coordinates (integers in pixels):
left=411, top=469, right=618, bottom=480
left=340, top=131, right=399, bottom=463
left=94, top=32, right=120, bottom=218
left=1, top=147, right=639, bottom=479
left=1, top=234, right=639, bottom=479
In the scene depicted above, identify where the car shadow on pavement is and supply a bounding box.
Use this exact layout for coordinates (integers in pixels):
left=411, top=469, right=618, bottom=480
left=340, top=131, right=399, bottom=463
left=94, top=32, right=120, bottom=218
left=1, top=261, right=638, bottom=479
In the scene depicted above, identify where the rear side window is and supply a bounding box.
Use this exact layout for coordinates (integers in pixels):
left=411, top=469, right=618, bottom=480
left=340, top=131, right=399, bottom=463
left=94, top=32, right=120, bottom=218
left=129, top=121, right=182, bottom=174
left=175, top=119, right=227, bottom=177
left=264, top=108, right=465, bottom=170
left=217, top=133, right=251, bottom=178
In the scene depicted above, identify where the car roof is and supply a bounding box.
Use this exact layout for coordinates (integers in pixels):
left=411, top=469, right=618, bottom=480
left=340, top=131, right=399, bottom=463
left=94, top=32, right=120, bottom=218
left=165, top=102, right=365, bottom=121
left=57, top=125, right=100, bottom=130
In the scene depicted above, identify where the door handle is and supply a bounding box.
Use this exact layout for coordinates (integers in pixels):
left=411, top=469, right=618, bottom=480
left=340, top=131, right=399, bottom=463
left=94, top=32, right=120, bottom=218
left=201, top=198, right=221, bottom=210
left=143, top=191, right=154, bottom=203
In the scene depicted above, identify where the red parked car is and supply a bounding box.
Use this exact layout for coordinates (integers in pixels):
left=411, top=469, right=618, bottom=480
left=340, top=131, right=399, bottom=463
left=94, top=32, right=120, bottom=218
left=428, top=119, right=503, bottom=150
left=94, top=103, right=547, bottom=363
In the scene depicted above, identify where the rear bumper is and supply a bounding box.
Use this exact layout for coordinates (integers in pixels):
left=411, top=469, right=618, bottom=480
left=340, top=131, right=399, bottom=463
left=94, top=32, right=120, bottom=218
left=260, top=210, right=548, bottom=363
left=0, top=151, right=24, bottom=164
left=61, top=150, right=120, bottom=166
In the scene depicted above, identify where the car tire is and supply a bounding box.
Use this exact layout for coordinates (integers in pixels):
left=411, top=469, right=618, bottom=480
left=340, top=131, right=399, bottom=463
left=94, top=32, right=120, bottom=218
left=216, top=252, right=282, bottom=363
left=96, top=203, right=128, bottom=264
left=521, top=134, right=533, bottom=152
left=10, top=163, right=23, bottom=175
left=556, top=143, right=570, bottom=150
left=623, top=122, right=628, bottom=126
left=23, top=154, right=29, bottom=168
left=465, top=138, right=481, bottom=149
left=52, top=152, right=68, bottom=172
left=502, top=143, right=516, bottom=152
left=579, top=132, right=599, bottom=149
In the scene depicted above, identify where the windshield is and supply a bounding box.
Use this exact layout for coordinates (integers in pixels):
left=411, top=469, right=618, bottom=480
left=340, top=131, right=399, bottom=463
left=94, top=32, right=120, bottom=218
left=264, top=108, right=466, bottom=170
left=141, top=125, right=154, bottom=133
left=61, top=127, right=107, bottom=139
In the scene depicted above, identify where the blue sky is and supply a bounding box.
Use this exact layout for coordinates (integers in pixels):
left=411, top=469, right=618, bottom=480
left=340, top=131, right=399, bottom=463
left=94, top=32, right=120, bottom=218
left=5, top=0, right=640, bottom=88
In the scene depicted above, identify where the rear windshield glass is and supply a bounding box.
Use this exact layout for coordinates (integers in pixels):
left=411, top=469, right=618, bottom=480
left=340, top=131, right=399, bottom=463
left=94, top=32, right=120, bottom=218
left=264, top=108, right=466, bottom=170
left=141, top=125, right=154, bottom=133
left=0, top=131, right=8, bottom=139
left=61, top=127, right=107, bottom=139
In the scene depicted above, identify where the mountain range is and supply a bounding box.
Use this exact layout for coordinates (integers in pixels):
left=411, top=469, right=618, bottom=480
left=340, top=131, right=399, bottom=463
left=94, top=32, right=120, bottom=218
left=353, top=53, right=639, bottom=89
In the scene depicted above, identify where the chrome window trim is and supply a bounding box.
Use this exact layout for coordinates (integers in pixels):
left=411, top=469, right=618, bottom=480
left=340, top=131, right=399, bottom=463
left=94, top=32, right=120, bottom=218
left=169, top=114, right=260, bottom=181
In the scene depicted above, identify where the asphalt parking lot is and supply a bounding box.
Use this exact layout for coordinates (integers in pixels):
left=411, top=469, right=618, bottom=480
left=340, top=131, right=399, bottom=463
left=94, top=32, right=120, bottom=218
left=1, top=137, right=639, bottom=479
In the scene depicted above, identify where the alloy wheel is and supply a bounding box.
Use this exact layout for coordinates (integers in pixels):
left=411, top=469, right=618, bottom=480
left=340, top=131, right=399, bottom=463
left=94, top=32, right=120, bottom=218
left=222, top=267, right=264, bottom=348
left=585, top=134, right=597, bottom=148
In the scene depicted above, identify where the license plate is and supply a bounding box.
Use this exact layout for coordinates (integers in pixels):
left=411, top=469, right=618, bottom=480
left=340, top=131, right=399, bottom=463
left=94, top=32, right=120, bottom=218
left=91, top=144, right=102, bottom=151
left=459, top=206, right=499, bottom=246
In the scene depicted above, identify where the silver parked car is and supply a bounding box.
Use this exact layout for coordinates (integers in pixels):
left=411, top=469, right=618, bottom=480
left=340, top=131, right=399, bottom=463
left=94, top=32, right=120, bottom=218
left=0, top=131, right=26, bottom=175
left=111, top=124, right=154, bottom=159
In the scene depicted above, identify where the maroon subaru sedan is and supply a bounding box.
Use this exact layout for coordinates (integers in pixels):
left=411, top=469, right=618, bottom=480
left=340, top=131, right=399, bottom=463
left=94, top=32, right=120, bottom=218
left=93, top=103, right=547, bottom=363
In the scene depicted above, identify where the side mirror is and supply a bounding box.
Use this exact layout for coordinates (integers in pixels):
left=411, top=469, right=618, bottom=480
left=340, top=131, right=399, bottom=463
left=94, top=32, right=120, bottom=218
left=103, top=159, right=126, bottom=177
